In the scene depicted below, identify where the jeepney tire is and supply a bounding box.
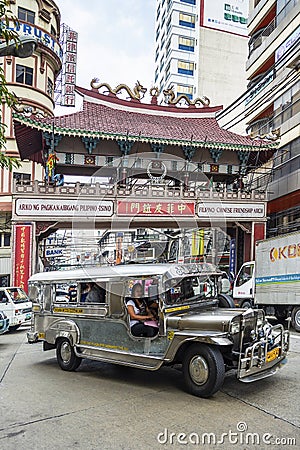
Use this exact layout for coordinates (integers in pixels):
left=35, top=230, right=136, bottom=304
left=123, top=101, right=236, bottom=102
left=241, top=299, right=253, bottom=309
left=218, top=294, right=235, bottom=308
left=56, top=338, right=82, bottom=371
left=182, top=344, right=225, bottom=398
left=9, top=325, right=21, bottom=332
left=291, top=307, right=300, bottom=332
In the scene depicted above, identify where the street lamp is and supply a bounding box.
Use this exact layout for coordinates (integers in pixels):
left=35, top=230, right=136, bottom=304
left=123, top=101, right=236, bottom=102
left=0, top=35, right=38, bottom=58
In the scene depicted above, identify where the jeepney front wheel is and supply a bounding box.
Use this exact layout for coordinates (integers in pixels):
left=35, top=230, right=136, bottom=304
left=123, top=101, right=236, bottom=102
left=183, top=344, right=225, bottom=398
left=56, top=338, right=82, bottom=371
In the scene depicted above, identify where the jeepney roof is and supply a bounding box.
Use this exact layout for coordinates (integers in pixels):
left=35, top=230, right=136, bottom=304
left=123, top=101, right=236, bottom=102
left=29, top=263, right=222, bottom=283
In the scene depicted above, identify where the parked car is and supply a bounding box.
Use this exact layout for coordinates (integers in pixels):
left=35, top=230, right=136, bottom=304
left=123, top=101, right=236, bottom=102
left=0, top=310, right=9, bottom=335
left=0, top=287, right=32, bottom=331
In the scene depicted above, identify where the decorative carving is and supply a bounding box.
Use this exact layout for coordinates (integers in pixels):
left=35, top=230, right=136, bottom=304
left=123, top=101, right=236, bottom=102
left=117, top=140, right=134, bottom=156
left=13, top=104, right=49, bottom=118
left=40, top=51, right=46, bottom=74
left=163, top=86, right=210, bottom=108
left=237, top=150, right=250, bottom=175
left=36, top=222, right=58, bottom=237
left=182, top=145, right=196, bottom=161
left=43, top=131, right=63, bottom=150
left=147, top=161, right=167, bottom=183
left=90, top=78, right=147, bottom=100
left=81, top=136, right=99, bottom=154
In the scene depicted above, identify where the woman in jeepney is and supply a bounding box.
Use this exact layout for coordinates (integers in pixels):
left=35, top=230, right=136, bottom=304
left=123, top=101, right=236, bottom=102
left=126, top=282, right=158, bottom=338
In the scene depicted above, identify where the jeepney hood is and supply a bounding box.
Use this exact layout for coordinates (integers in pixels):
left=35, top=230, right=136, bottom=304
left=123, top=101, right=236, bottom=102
left=166, top=308, right=248, bottom=332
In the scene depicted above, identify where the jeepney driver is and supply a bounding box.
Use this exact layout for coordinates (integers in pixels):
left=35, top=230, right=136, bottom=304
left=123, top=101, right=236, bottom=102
left=126, top=283, right=158, bottom=337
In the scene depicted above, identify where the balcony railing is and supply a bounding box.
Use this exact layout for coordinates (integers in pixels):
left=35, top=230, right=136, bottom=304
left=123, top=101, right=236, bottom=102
left=248, top=0, right=299, bottom=56
left=13, top=180, right=267, bottom=200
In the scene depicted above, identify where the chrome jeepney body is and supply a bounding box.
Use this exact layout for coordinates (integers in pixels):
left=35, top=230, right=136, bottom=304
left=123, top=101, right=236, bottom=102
left=27, top=263, right=289, bottom=397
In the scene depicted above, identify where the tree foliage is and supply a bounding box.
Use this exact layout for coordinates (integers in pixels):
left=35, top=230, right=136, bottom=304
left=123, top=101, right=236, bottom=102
left=0, top=0, right=21, bottom=169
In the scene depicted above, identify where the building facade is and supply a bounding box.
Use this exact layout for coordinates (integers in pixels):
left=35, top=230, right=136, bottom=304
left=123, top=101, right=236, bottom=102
left=245, top=0, right=300, bottom=236
left=154, top=0, right=249, bottom=108
left=0, top=0, right=62, bottom=286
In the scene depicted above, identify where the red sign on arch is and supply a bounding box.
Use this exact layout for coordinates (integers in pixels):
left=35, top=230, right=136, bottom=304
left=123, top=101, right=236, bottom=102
left=12, top=224, right=33, bottom=293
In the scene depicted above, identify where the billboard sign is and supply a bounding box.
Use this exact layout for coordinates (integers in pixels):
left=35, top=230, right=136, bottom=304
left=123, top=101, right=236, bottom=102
left=60, top=25, right=78, bottom=106
left=117, top=201, right=195, bottom=216
left=202, top=0, right=248, bottom=37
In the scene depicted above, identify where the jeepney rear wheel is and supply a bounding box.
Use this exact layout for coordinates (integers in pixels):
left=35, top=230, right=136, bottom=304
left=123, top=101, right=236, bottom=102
left=182, top=344, right=225, bottom=398
left=291, top=307, right=300, bottom=332
left=56, top=338, right=82, bottom=371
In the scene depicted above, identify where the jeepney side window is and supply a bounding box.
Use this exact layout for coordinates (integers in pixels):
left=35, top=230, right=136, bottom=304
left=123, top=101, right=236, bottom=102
left=79, top=282, right=106, bottom=304
left=28, top=283, right=40, bottom=303
left=54, top=283, right=77, bottom=303
left=43, top=285, right=52, bottom=311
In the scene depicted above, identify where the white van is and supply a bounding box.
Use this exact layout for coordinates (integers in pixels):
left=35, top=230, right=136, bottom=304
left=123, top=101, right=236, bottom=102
left=0, top=287, right=32, bottom=331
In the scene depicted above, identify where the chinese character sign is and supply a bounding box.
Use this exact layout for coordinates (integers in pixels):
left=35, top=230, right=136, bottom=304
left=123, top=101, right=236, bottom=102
left=61, top=26, right=78, bottom=107
left=117, top=201, right=195, bottom=216
left=13, top=224, right=32, bottom=293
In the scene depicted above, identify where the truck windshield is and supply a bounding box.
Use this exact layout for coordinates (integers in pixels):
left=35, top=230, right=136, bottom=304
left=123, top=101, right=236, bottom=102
left=164, top=276, right=216, bottom=305
left=6, top=288, right=29, bottom=304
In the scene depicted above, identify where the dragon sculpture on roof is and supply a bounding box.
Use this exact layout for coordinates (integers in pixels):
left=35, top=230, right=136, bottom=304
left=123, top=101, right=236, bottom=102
left=163, top=86, right=210, bottom=107
left=90, top=78, right=147, bottom=100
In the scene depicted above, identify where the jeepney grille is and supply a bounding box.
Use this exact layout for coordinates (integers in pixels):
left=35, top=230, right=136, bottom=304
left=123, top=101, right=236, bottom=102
left=232, top=316, right=257, bottom=353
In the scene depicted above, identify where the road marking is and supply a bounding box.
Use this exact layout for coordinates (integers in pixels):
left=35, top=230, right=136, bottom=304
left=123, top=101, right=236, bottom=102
left=290, top=334, right=300, bottom=340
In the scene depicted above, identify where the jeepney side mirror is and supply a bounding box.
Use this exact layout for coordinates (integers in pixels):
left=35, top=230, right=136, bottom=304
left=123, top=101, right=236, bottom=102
left=221, top=278, right=231, bottom=294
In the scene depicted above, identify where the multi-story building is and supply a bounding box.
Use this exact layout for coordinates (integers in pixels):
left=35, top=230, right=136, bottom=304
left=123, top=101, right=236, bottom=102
left=0, top=0, right=62, bottom=286
left=154, top=0, right=249, bottom=107
left=244, top=0, right=300, bottom=236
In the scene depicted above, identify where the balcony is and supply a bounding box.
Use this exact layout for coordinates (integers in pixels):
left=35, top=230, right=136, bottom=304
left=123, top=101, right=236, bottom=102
left=13, top=180, right=267, bottom=201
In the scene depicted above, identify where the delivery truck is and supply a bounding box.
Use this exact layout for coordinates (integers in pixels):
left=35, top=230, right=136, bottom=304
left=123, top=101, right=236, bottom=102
left=233, top=231, right=300, bottom=332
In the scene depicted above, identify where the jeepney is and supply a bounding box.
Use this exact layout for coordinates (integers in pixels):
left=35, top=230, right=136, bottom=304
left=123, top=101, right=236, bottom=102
left=27, top=263, right=289, bottom=398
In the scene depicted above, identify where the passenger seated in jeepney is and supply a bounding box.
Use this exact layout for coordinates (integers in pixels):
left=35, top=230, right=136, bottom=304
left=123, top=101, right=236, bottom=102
left=80, top=282, right=106, bottom=303
left=126, top=283, right=158, bottom=338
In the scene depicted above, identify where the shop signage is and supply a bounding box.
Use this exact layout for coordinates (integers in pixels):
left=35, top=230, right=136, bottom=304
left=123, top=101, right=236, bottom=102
left=60, top=26, right=78, bottom=106
left=6, top=21, right=62, bottom=60
left=245, top=70, right=274, bottom=105
left=15, top=199, right=114, bottom=218
left=12, top=224, right=32, bottom=293
left=117, top=201, right=195, bottom=216
left=275, top=25, right=300, bottom=63
left=197, top=202, right=265, bottom=219
left=45, top=248, right=64, bottom=257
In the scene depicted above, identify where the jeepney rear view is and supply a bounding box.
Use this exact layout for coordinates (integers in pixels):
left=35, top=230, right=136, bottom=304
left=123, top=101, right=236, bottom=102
left=27, top=264, right=289, bottom=398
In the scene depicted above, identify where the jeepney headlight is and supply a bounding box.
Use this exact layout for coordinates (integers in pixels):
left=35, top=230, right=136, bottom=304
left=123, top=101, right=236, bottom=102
left=230, top=320, right=240, bottom=335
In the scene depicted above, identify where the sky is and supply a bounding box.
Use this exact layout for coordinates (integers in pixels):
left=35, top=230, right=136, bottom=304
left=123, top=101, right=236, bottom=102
left=56, top=0, right=156, bottom=93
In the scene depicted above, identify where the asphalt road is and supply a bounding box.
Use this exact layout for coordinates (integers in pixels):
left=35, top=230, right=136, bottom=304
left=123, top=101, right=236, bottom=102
left=0, top=325, right=299, bottom=450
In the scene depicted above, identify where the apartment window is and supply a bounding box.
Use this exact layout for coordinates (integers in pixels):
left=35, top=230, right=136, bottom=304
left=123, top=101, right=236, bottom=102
left=179, top=36, right=195, bottom=52
left=274, top=80, right=300, bottom=127
left=177, top=84, right=193, bottom=99
left=180, top=0, right=196, bottom=4
left=277, top=0, right=298, bottom=23
left=178, top=60, right=194, bottom=76
left=155, top=46, right=159, bottom=61
left=47, top=78, right=54, bottom=97
left=0, top=233, right=11, bottom=247
left=16, top=64, right=33, bottom=86
left=179, top=12, right=196, bottom=28
left=18, top=7, right=35, bottom=24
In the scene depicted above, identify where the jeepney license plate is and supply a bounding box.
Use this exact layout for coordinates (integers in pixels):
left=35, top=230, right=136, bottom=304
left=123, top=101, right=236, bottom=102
left=267, top=347, right=280, bottom=362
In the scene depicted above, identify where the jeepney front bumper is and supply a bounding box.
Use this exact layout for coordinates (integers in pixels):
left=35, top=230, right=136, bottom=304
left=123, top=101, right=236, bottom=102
left=237, top=323, right=289, bottom=382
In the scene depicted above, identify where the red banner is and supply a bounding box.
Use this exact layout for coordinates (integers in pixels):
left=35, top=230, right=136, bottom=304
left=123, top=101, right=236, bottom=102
left=13, top=224, right=32, bottom=293
left=117, top=201, right=195, bottom=216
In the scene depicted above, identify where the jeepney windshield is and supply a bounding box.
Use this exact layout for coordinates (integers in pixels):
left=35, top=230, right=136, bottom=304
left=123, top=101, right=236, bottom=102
left=164, top=275, right=217, bottom=305
left=6, top=288, right=29, bottom=304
